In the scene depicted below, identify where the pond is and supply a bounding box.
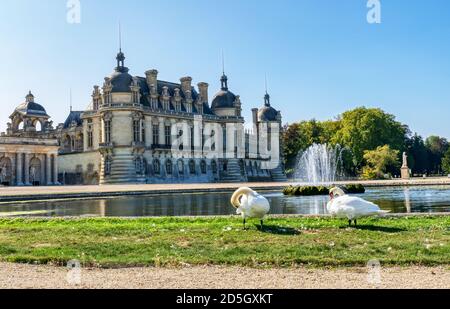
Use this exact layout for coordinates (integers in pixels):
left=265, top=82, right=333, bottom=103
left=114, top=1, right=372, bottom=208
left=0, top=186, right=449, bottom=218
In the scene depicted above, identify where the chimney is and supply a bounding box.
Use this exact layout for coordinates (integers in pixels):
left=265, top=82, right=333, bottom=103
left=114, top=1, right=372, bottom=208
left=145, top=69, right=158, bottom=93
left=252, top=108, right=258, bottom=125
left=197, top=82, right=209, bottom=103
left=180, top=76, right=193, bottom=94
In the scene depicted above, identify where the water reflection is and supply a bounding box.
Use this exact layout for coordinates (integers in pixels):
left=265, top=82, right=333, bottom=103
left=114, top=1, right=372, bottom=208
left=0, top=186, right=449, bottom=217
left=404, top=188, right=411, bottom=213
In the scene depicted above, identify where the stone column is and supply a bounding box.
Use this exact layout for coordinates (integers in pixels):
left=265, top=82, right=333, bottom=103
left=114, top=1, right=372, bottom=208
left=24, top=153, right=31, bottom=186
left=16, top=153, right=23, bottom=186
left=159, top=118, right=165, bottom=146
left=46, top=154, right=53, bottom=185
left=145, top=117, right=152, bottom=147
left=53, top=154, right=59, bottom=185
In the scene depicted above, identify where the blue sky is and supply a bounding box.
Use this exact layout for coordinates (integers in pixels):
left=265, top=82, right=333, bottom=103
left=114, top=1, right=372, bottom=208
left=1, top=0, right=450, bottom=138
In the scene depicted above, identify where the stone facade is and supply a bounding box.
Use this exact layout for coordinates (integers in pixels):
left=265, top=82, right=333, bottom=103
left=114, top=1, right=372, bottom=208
left=2, top=49, right=286, bottom=186
left=57, top=49, right=286, bottom=185
left=0, top=92, right=59, bottom=186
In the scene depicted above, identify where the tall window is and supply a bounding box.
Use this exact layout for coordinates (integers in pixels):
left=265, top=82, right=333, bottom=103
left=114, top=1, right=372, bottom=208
left=88, top=131, right=93, bottom=148
left=166, top=160, right=173, bottom=175
left=165, top=125, right=171, bottom=146
left=142, top=124, right=146, bottom=143
left=104, top=120, right=111, bottom=144
left=133, top=120, right=140, bottom=142
left=153, top=159, right=160, bottom=175
left=105, top=157, right=112, bottom=176
left=200, top=160, right=207, bottom=174
left=190, top=127, right=194, bottom=151
left=189, top=160, right=196, bottom=174
left=152, top=125, right=159, bottom=145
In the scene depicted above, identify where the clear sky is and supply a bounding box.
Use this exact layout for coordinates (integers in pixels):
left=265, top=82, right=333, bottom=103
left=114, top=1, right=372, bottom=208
left=1, top=0, right=450, bottom=138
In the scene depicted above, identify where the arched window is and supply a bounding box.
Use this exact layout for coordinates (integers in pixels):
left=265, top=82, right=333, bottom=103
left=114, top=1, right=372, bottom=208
left=29, top=157, right=42, bottom=186
left=34, top=120, right=42, bottom=132
left=211, top=160, right=217, bottom=174
left=135, top=157, right=143, bottom=174
left=0, top=157, right=12, bottom=185
left=153, top=159, right=160, bottom=175
left=200, top=160, right=207, bottom=174
left=189, top=160, right=196, bottom=174
left=18, top=121, right=24, bottom=131
left=177, top=160, right=184, bottom=175
left=104, top=157, right=112, bottom=176
left=166, top=159, right=173, bottom=175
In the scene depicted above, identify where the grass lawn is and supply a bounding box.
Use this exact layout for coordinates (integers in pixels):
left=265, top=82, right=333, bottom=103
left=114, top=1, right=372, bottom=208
left=0, top=216, right=448, bottom=268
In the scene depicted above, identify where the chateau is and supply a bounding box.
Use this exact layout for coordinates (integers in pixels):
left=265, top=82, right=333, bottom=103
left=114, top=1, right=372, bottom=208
left=0, top=48, right=286, bottom=186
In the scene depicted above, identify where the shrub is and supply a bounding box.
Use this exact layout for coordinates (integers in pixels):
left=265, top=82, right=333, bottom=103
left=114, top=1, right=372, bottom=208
left=344, top=184, right=366, bottom=194
left=283, top=184, right=365, bottom=196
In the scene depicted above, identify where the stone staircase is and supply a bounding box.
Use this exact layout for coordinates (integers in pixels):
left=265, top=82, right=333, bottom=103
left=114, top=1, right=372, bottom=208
left=270, top=165, right=287, bottom=182
left=220, top=159, right=247, bottom=183
left=100, top=153, right=146, bottom=185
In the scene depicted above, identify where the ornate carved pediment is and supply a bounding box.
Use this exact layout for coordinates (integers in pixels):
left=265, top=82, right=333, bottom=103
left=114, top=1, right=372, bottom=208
left=102, top=112, right=113, bottom=121
left=131, top=111, right=143, bottom=120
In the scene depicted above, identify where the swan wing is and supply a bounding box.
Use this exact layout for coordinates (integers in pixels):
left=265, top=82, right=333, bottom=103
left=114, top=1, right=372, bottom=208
left=240, top=194, right=270, bottom=219
left=332, top=196, right=383, bottom=218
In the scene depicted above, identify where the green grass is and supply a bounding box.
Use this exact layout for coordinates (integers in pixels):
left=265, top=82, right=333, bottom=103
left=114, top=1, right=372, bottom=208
left=0, top=216, right=448, bottom=268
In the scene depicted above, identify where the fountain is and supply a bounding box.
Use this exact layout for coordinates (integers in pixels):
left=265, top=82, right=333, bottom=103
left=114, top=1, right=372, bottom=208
left=294, top=144, right=344, bottom=184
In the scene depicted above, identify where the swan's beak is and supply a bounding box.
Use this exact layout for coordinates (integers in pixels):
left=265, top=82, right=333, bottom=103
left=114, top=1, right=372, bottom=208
left=329, top=192, right=334, bottom=200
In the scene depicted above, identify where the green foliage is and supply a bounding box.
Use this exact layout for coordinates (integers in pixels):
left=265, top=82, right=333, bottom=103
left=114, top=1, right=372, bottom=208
left=406, top=133, right=429, bottom=174
left=282, top=120, right=340, bottom=169
left=282, top=107, right=450, bottom=178
left=283, top=184, right=365, bottom=196
left=441, top=148, right=450, bottom=174
left=425, top=136, right=449, bottom=174
left=333, top=107, right=407, bottom=168
left=0, top=217, right=448, bottom=268
left=362, top=145, right=400, bottom=180
left=344, top=184, right=366, bottom=194
left=283, top=185, right=329, bottom=196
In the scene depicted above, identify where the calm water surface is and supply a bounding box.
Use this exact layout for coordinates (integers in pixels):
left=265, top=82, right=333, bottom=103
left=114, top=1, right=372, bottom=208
left=1, top=186, right=450, bottom=217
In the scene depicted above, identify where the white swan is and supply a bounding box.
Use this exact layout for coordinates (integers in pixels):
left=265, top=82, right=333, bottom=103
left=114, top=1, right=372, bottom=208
left=231, top=187, right=270, bottom=230
left=327, top=187, right=389, bottom=227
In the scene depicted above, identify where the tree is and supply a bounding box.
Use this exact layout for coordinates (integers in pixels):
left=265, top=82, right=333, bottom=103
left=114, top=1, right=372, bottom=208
left=362, top=145, right=400, bottom=180
left=425, top=136, right=449, bottom=174
left=282, top=119, right=340, bottom=169
left=442, top=148, right=450, bottom=174
left=282, top=123, right=303, bottom=170
left=333, top=107, right=408, bottom=168
left=406, top=133, right=429, bottom=174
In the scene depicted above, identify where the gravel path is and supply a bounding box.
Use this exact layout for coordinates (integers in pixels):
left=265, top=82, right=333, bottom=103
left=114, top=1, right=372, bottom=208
left=0, top=263, right=448, bottom=289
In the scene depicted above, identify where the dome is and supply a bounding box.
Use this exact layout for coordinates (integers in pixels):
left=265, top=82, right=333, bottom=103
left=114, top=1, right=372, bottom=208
left=109, top=69, right=133, bottom=93
left=257, top=93, right=278, bottom=122
left=107, top=49, right=133, bottom=93
left=14, top=92, right=49, bottom=117
left=211, top=74, right=236, bottom=109
left=211, top=89, right=236, bottom=109
left=258, top=105, right=278, bottom=122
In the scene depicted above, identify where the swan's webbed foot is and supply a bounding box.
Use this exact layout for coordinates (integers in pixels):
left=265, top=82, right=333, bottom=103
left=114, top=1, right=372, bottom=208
left=243, top=218, right=247, bottom=230
left=260, top=220, right=264, bottom=231
left=354, top=220, right=357, bottom=227
left=348, top=220, right=352, bottom=227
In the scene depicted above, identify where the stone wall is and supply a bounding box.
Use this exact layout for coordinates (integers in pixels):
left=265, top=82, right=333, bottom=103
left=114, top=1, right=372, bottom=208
left=58, top=151, right=101, bottom=185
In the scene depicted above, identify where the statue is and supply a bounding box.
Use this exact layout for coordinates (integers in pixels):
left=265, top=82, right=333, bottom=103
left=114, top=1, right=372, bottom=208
left=30, top=166, right=36, bottom=184
left=401, top=152, right=410, bottom=179
left=0, top=162, right=8, bottom=184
